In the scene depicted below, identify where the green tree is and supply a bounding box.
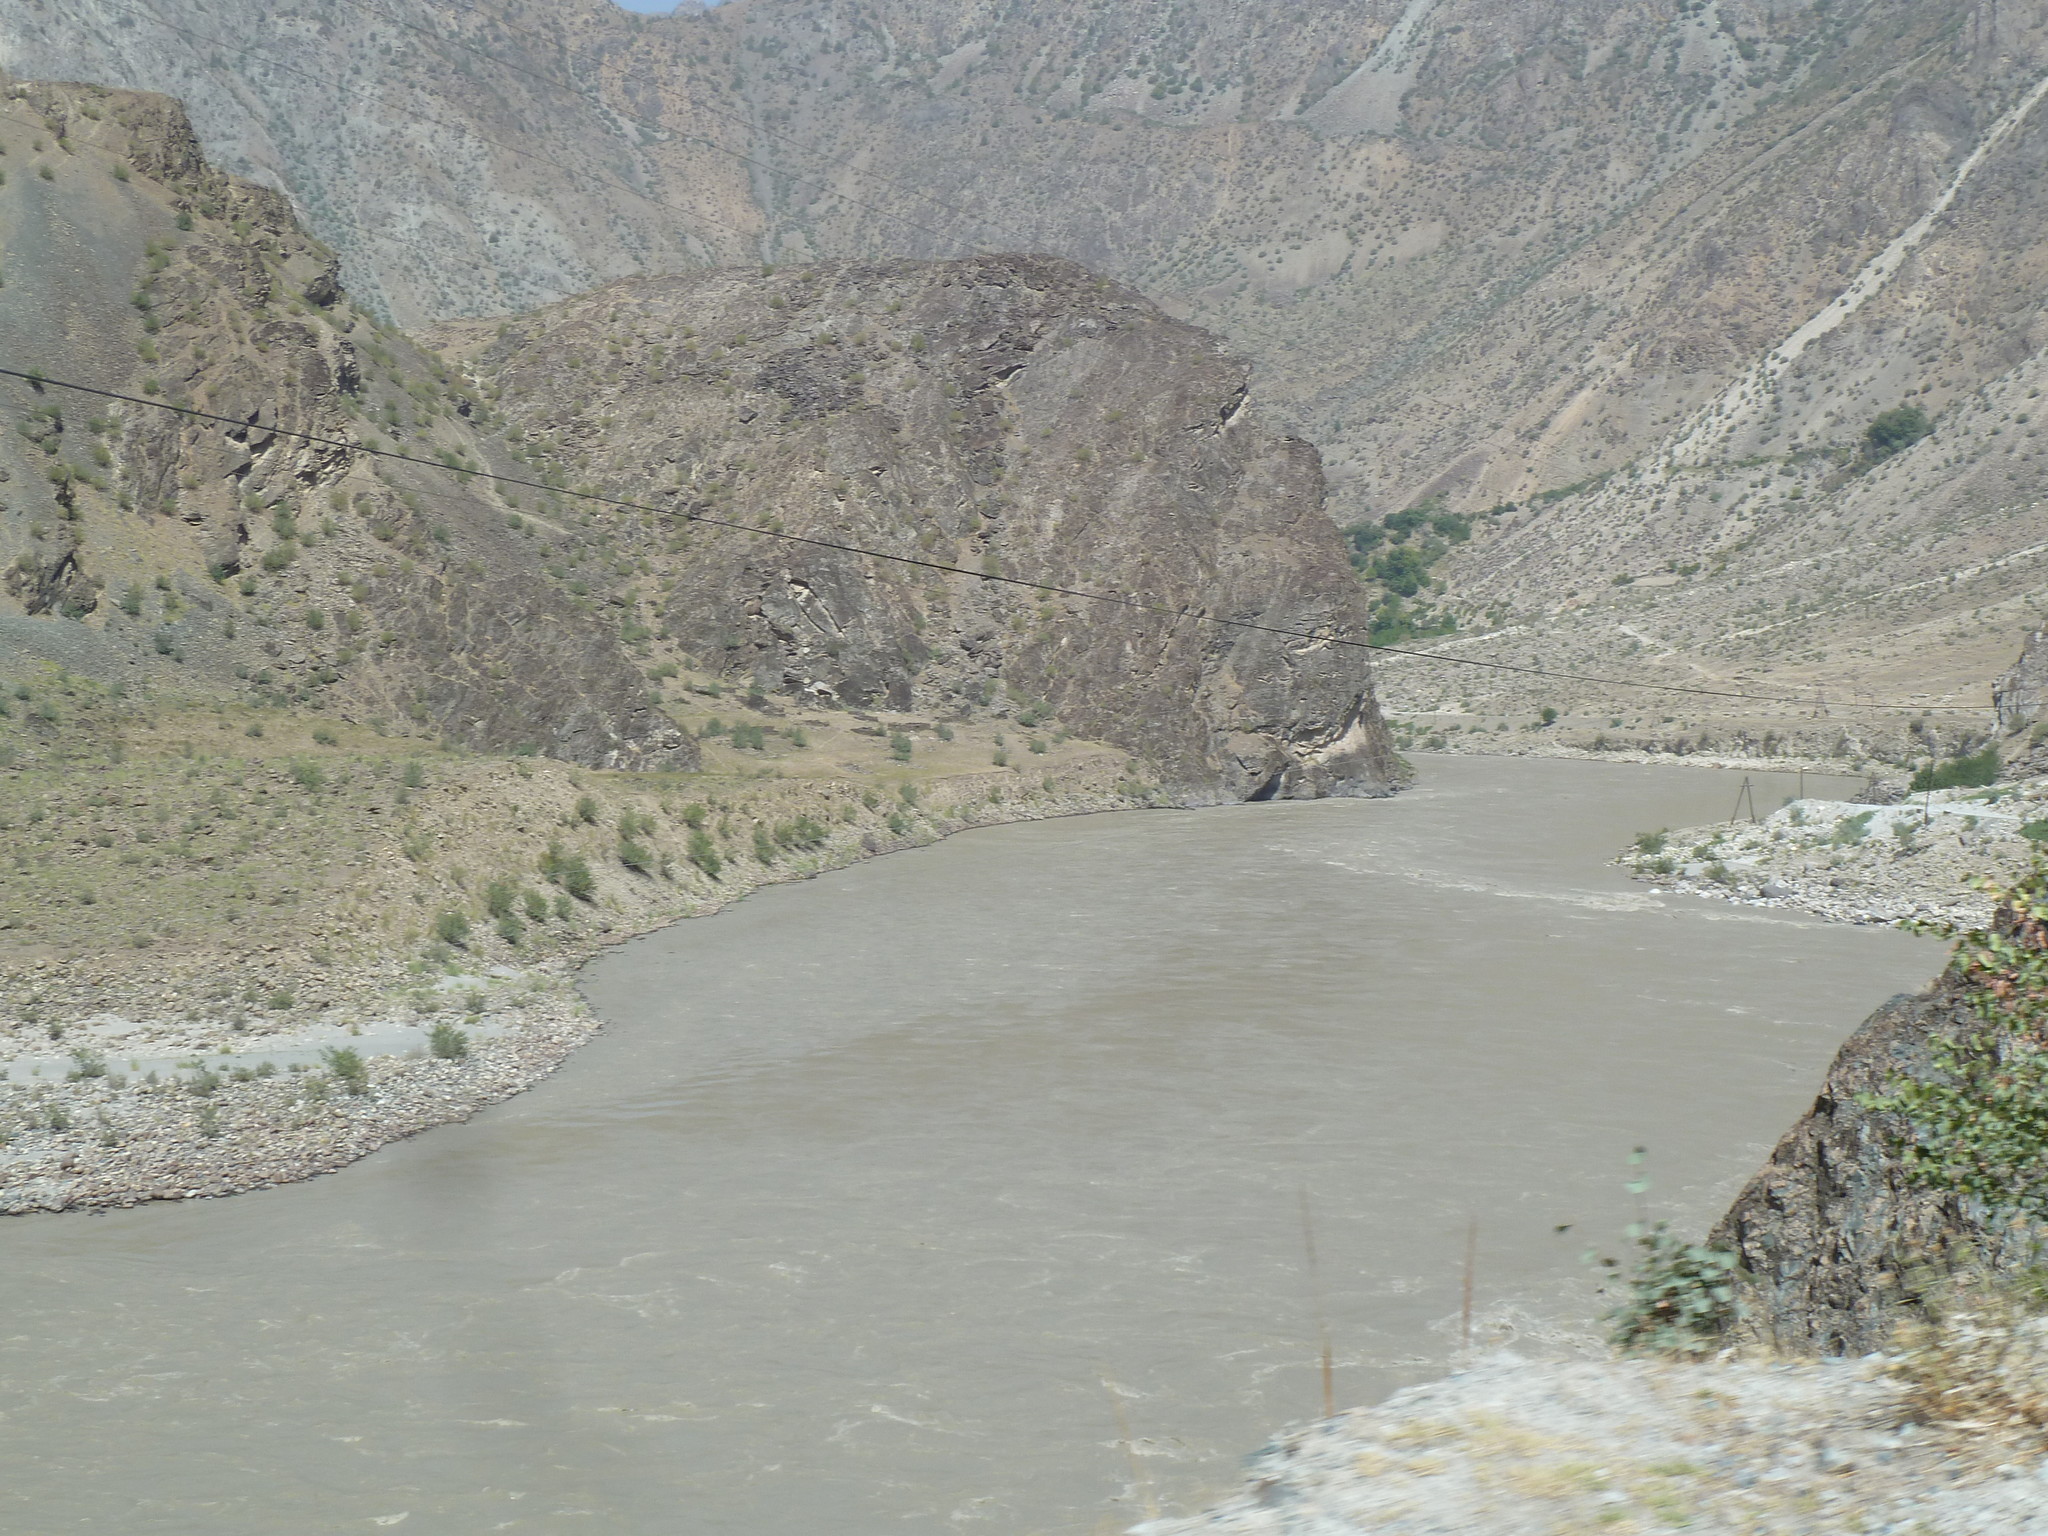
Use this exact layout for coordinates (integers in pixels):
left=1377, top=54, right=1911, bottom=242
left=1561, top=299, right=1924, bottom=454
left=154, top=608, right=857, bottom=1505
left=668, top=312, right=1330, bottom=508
left=1369, top=544, right=1433, bottom=597
left=1865, top=404, right=1934, bottom=459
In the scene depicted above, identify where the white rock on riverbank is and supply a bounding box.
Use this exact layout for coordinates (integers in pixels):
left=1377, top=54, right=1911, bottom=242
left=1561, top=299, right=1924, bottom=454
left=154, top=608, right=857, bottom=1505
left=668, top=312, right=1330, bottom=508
left=1617, top=779, right=2047, bottom=930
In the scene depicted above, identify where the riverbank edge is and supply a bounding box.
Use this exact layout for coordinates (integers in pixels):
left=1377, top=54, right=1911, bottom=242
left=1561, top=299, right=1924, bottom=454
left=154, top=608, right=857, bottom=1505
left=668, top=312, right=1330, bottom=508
left=0, top=779, right=1184, bottom=1216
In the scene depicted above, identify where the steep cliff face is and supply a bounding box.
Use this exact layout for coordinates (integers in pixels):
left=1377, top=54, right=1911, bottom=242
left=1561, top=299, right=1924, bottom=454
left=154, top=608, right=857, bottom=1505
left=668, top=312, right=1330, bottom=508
left=439, top=256, right=1401, bottom=799
left=0, top=75, right=691, bottom=768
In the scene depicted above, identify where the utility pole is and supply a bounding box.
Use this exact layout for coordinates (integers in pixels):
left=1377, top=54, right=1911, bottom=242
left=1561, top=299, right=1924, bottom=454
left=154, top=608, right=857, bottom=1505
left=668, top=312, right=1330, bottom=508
left=1733, top=776, right=1758, bottom=824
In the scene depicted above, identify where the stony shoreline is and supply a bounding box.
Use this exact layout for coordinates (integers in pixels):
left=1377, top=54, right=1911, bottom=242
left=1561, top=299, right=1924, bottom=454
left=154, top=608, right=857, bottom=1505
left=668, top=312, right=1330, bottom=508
left=1611, top=776, right=2047, bottom=933
left=0, top=773, right=1160, bottom=1215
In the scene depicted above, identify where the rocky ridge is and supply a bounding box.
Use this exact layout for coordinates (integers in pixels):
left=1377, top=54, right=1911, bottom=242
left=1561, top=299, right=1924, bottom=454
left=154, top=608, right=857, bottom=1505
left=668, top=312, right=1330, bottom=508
left=0, top=73, right=689, bottom=767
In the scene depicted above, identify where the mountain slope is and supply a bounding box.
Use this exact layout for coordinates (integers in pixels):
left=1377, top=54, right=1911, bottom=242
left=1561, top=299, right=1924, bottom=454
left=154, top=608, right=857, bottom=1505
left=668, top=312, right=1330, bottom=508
left=1, top=72, right=1395, bottom=797
left=12, top=0, right=2048, bottom=730
left=0, top=74, right=689, bottom=766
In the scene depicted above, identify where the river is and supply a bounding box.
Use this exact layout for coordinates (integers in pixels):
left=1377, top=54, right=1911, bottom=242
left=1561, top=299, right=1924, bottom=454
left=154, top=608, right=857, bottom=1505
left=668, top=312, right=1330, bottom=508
left=0, top=757, right=1943, bottom=1534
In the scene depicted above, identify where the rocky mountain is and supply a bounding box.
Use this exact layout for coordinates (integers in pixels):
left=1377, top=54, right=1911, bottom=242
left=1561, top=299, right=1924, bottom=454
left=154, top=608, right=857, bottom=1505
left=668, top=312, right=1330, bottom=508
left=0, top=73, right=1395, bottom=797
left=11, top=0, right=2048, bottom=727
left=433, top=255, right=1391, bottom=798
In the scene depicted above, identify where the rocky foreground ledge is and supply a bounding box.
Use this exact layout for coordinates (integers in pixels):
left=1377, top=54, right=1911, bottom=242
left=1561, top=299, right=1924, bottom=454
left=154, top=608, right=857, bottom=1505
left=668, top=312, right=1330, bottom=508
left=1144, top=1346, right=2048, bottom=1536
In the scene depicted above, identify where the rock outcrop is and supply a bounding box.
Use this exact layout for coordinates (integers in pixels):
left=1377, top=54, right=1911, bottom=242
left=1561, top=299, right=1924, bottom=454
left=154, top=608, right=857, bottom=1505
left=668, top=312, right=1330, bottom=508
left=1996, top=627, right=2048, bottom=735
left=1711, top=959, right=2040, bottom=1356
left=439, top=256, right=1401, bottom=800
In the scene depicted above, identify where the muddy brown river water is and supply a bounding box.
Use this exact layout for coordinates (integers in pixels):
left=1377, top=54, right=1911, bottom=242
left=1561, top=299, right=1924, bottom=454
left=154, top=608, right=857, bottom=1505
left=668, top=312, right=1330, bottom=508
left=1, top=757, right=1943, bottom=1534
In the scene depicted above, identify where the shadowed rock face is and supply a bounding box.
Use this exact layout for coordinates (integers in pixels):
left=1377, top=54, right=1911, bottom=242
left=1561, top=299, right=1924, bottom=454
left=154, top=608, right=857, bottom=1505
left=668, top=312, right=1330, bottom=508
left=1995, top=628, right=2048, bottom=734
left=442, top=255, right=1404, bottom=800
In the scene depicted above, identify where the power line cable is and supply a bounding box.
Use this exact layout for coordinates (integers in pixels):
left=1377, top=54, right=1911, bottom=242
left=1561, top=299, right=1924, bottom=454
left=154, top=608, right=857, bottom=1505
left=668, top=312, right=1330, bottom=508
left=0, top=365, right=1990, bottom=713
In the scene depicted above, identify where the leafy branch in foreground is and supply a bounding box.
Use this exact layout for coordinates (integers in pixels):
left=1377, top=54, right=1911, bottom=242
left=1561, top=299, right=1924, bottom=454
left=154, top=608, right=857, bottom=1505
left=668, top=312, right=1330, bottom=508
left=1863, top=863, right=2048, bottom=1220
left=1588, top=1148, right=1741, bottom=1356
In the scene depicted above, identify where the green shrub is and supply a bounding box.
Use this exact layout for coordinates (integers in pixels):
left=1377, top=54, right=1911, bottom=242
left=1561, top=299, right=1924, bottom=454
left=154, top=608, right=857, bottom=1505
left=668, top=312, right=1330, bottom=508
left=432, top=910, right=471, bottom=947
left=2022, top=820, right=2048, bottom=844
left=66, top=1047, right=109, bottom=1081
left=1911, top=747, right=1999, bottom=793
left=311, top=725, right=339, bottom=747
left=522, top=888, right=549, bottom=921
left=889, top=732, right=912, bottom=761
left=618, top=837, right=655, bottom=873
left=484, top=877, right=517, bottom=920
left=559, top=855, right=594, bottom=900
left=429, top=1022, right=470, bottom=1060
left=1634, top=829, right=1669, bottom=856
left=687, top=828, right=721, bottom=877
left=1832, top=810, right=1878, bottom=846
left=400, top=760, right=426, bottom=789
left=731, top=722, right=768, bottom=750
left=575, top=794, right=600, bottom=824
left=289, top=760, right=324, bottom=791
left=752, top=825, right=777, bottom=863
left=1591, top=1151, right=1740, bottom=1355
left=1865, top=403, right=1934, bottom=459
left=775, top=815, right=828, bottom=851
left=321, top=1045, right=370, bottom=1095
left=1864, top=868, right=2048, bottom=1219
left=495, top=913, right=523, bottom=944
left=680, top=802, right=708, bottom=829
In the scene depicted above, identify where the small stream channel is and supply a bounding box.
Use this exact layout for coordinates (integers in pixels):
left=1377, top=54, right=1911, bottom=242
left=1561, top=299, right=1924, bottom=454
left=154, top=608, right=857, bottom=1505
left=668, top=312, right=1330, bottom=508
left=0, top=757, right=1943, bottom=1534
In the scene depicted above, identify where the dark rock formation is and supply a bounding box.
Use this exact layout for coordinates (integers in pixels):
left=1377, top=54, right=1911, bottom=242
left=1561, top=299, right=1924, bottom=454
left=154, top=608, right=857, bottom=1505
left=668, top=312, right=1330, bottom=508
left=1995, top=627, right=2048, bottom=735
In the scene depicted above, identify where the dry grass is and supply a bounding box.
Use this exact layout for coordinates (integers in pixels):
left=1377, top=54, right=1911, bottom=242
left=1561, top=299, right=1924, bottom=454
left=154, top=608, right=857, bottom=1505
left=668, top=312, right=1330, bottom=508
left=1890, top=1272, right=2048, bottom=1446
